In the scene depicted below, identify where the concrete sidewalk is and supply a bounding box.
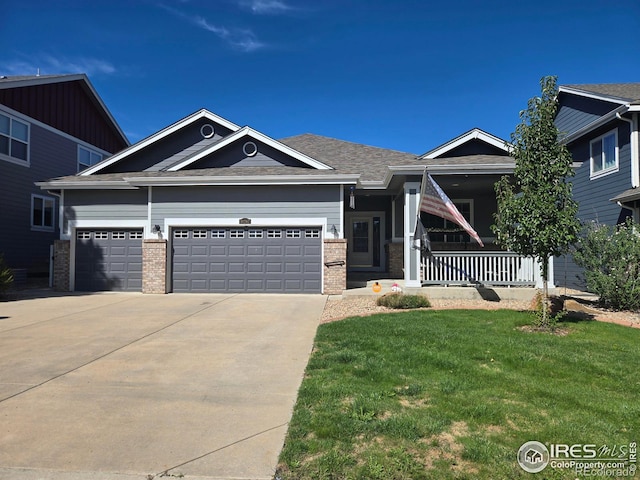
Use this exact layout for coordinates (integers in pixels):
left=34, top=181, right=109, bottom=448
left=0, top=293, right=326, bottom=480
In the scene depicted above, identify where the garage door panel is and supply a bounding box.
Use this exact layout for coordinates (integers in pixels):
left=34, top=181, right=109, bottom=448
left=210, top=262, right=227, bottom=273
left=210, top=246, right=227, bottom=256
left=190, top=245, right=209, bottom=256
left=266, top=246, right=283, bottom=256
left=228, top=246, right=246, bottom=256
left=75, top=229, right=143, bottom=292
left=172, top=226, right=321, bottom=293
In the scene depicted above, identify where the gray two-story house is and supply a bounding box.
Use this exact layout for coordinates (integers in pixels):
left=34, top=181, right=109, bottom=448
left=0, top=74, right=129, bottom=282
left=555, top=83, right=640, bottom=289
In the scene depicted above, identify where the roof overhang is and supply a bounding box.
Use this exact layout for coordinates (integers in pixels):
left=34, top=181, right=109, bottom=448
left=37, top=174, right=360, bottom=190
left=35, top=180, right=136, bottom=190
left=124, top=174, right=357, bottom=186
left=558, top=86, right=632, bottom=105
left=611, top=187, right=640, bottom=205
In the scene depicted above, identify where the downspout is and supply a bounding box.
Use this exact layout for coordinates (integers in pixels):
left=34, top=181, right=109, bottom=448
left=616, top=112, right=639, bottom=188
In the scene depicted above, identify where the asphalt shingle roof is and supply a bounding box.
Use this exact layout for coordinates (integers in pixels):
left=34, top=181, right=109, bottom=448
left=279, top=133, right=419, bottom=182
left=564, top=83, right=640, bottom=102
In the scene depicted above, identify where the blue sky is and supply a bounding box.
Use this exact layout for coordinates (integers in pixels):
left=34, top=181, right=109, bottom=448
left=2, top=0, right=639, bottom=154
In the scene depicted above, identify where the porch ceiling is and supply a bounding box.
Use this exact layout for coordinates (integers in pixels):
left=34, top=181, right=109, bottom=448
left=432, top=174, right=505, bottom=195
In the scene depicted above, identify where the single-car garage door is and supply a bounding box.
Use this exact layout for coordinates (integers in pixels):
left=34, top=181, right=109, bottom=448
left=75, top=229, right=143, bottom=291
left=172, top=226, right=322, bottom=293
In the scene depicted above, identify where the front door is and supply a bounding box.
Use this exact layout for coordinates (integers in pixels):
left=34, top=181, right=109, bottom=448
left=347, top=213, right=384, bottom=270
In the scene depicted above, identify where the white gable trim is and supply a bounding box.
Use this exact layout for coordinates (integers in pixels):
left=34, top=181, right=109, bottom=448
left=559, top=86, right=631, bottom=105
left=420, top=128, right=510, bottom=159
left=166, top=126, right=333, bottom=171
left=80, top=109, right=241, bottom=176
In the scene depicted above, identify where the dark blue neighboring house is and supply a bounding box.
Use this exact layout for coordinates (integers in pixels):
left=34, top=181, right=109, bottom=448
left=555, top=83, right=640, bottom=289
left=0, top=74, right=129, bottom=282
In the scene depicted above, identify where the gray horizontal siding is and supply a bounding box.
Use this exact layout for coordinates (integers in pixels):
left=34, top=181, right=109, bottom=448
left=151, top=185, right=341, bottom=228
left=63, top=190, right=148, bottom=232
left=555, top=123, right=633, bottom=289
left=0, top=123, right=86, bottom=269
left=556, top=94, right=620, bottom=137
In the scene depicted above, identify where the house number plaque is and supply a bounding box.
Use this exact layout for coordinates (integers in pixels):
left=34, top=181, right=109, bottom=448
left=239, top=218, right=251, bottom=225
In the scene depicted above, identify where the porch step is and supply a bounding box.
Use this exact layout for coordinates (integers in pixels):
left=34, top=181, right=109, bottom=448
left=343, top=285, right=544, bottom=301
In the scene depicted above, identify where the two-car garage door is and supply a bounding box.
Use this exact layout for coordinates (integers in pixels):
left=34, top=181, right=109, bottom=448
left=172, top=226, right=322, bottom=293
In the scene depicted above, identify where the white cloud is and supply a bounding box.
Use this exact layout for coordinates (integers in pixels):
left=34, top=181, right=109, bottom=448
left=160, top=4, right=265, bottom=52
left=3, top=56, right=116, bottom=77
left=238, top=0, right=292, bottom=14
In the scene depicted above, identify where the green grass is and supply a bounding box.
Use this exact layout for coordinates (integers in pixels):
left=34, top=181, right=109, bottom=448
left=277, top=310, right=640, bottom=479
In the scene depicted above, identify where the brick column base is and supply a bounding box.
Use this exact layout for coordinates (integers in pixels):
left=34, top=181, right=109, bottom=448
left=53, top=240, right=71, bottom=291
left=143, top=239, right=167, bottom=294
left=323, top=239, right=347, bottom=295
left=386, top=241, right=404, bottom=279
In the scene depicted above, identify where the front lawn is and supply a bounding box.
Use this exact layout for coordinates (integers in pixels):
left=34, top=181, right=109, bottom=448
left=277, top=310, right=640, bottom=479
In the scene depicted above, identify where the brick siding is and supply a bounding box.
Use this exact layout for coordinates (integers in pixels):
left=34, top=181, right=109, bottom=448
left=142, top=240, right=167, bottom=294
left=53, top=240, right=70, bottom=291
left=323, top=239, right=347, bottom=295
left=386, top=241, right=404, bottom=279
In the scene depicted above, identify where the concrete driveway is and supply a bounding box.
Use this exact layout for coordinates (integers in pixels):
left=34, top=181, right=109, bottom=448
left=0, top=292, right=326, bottom=480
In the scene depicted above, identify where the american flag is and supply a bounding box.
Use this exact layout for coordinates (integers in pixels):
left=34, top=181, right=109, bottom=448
left=419, top=171, right=484, bottom=247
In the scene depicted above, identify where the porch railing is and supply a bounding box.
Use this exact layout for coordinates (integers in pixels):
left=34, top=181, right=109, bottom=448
left=421, top=251, right=540, bottom=287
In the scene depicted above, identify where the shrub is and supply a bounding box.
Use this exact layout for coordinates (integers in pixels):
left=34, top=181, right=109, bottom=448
left=0, top=254, right=14, bottom=295
left=376, top=293, right=431, bottom=309
left=573, top=219, right=640, bottom=311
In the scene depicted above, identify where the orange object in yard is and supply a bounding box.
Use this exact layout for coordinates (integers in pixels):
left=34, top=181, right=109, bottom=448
left=372, top=282, right=382, bottom=293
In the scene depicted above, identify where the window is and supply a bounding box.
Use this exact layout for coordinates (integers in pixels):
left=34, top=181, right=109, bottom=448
left=286, top=229, right=301, bottom=238
left=590, top=130, right=618, bottom=178
left=230, top=229, right=244, bottom=238
left=0, top=112, right=29, bottom=165
left=267, top=229, right=282, bottom=238
left=211, top=229, right=226, bottom=238
left=424, top=200, right=473, bottom=243
left=31, top=195, right=55, bottom=231
left=305, top=229, right=320, bottom=238
left=174, top=230, right=189, bottom=238
left=78, top=145, right=103, bottom=172
left=192, top=229, right=208, bottom=238
left=248, top=229, right=263, bottom=238
left=112, top=231, right=126, bottom=239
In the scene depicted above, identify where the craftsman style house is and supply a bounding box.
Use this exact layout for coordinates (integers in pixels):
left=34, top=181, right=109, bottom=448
left=554, top=83, right=640, bottom=289
left=0, top=74, right=128, bottom=282
left=38, top=106, right=549, bottom=294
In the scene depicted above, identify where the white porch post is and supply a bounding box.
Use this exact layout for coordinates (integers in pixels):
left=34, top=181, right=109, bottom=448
left=534, top=257, right=556, bottom=289
left=404, top=181, right=421, bottom=288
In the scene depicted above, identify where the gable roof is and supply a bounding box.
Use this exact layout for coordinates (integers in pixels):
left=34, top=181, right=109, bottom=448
left=419, top=128, right=510, bottom=159
left=558, top=83, right=640, bottom=145
left=560, top=83, right=640, bottom=103
left=80, top=109, right=241, bottom=175
left=166, top=126, right=333, bottom=171
left=0, top=73, right=128, bottom=151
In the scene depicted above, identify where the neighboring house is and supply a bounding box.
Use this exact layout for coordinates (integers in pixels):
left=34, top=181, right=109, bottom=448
left=554, top=83, right=640, bottom=289
left=39, top=107, right=542, bottom=294
left=0, top=74, right=129, bottom=281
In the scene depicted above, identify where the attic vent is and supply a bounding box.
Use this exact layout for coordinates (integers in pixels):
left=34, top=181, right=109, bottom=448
left=243, top=141, right=258, bottom=157
left=200, top=124, right=215, bottom=139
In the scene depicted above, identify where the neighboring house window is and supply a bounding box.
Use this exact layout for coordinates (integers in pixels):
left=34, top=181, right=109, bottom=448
left=425, top=200, right=473, bottom=243
left=78, top=145, right=103, bottom=172
left=590, top=130, right=618, bottom=178
left=0, top=112, right=29, bottom=165
left=31, top=195, right=55, bottom=231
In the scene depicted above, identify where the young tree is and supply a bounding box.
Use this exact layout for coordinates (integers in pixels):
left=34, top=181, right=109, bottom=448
left=492, top=76, right=580, bottom=327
